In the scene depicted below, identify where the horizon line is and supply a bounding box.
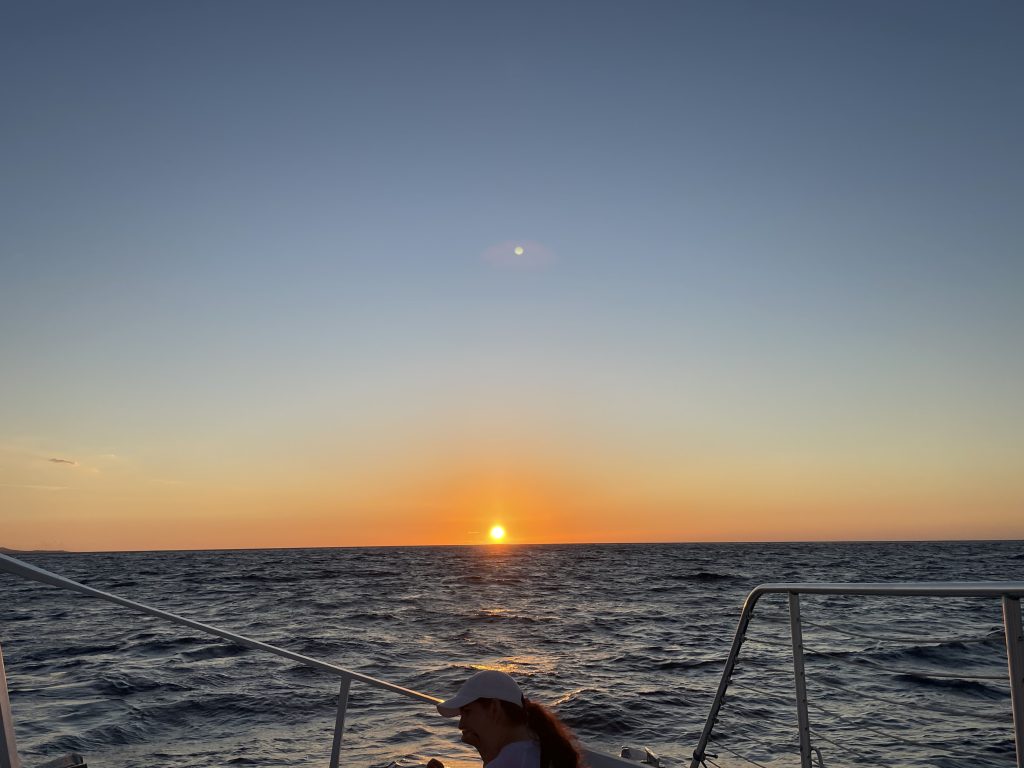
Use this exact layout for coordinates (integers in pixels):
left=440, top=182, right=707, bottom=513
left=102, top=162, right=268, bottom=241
left=3, top=536, right=1022, bottom=555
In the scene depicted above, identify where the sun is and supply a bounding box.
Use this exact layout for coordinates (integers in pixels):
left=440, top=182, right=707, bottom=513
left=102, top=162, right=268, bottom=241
left=489, top=525, right=506, bottom=542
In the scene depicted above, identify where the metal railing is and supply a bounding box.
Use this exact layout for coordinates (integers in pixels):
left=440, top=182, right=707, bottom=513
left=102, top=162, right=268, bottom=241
left=689, top=581, right=1024, bottom=768
left=0, top=553, right=634, bottom=768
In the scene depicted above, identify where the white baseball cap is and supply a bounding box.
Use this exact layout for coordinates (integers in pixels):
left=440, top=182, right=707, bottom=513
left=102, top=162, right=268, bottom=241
left=436, top=670, right=525, bottom=717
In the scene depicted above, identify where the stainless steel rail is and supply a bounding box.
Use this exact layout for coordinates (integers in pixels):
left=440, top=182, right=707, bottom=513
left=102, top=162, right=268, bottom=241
left=688, top=581, right=1024, bottom=768
left=0, top=553, right=437, bottom=703
left=0, top=553, right=633, bottom=768
left=0, top=552, right=439, bottom=768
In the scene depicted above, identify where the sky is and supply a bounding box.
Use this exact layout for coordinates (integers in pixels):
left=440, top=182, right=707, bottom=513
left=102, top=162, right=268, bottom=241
left=1, top=1, right=1022, bottom=551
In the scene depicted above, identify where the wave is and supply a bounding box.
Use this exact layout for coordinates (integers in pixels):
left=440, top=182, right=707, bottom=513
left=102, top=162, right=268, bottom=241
left=47, top=722, right=151, bottom=752
left=131, top=636, right=209, bottom=656
left=23, top=642, right=122, bottom=664
left=385, top=726, right=434, bottom=743
left=560, top=700, right=646, bottom=737
left=93, top=671, right=192, bottom=696
left=468, top=610, right=556, bottom=625
left=652, top=658, right=723, bottom=671
left=894, top=673, right=1009, bottom=698
left=669, top=571, right=742, bottom=582
left=180, top=643, right=254, bottom=661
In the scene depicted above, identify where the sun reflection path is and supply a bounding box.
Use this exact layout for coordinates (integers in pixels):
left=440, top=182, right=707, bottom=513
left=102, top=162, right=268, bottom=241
left=469, top=653, right=559, bottom=676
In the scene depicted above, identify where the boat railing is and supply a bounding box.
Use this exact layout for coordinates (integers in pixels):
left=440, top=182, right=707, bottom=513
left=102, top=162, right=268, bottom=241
left=0, top=553, right=635, bottom=768
left=689, top=581, right=1024, bottom=768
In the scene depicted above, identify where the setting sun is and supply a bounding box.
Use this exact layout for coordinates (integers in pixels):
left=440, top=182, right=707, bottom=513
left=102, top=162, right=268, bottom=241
left=489, top=525, right=506, bottom=542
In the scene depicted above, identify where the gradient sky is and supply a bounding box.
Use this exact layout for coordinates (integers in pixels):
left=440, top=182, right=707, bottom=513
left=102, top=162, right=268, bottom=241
left=2, top=1, right=1022, bottom=551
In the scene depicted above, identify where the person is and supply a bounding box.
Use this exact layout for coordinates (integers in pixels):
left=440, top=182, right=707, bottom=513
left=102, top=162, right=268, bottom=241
left=427, top=670, right=584, bottom=768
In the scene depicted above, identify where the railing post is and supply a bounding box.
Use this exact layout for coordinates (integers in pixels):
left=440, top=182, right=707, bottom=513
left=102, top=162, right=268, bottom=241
left=0, top=641, right=21, bottom=768
left=1003, top=596, right=1024, bottom=768
left=689, top=589, right=766, bottom=768
left=328, top=676, right=352, bottom=768
left=789, top=593, right=812, bottom=768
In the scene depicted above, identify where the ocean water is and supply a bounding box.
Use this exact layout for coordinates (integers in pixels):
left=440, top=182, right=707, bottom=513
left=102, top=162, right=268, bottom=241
left=1, top=542, right=1022, bottom=768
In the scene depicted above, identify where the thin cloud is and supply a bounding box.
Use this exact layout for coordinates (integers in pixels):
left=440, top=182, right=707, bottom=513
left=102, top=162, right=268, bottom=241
left=482, top=240, right=555, bottom=269
left=48, top=458, right=78, bottom=466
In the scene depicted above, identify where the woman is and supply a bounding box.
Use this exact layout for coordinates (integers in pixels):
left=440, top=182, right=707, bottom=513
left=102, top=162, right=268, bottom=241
left=428, top=670, right=583, bottom=768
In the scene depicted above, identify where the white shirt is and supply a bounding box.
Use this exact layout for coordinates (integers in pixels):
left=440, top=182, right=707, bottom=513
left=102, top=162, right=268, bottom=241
left=485, top=740, right=540, bottom=768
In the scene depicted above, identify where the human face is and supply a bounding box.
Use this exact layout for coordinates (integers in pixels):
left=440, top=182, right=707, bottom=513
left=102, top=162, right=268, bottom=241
left=457, top=699, right=499, bottom=753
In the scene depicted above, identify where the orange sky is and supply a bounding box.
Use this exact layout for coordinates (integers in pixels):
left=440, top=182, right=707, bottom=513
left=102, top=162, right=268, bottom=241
left=3, top=433, right=1021, bottom=551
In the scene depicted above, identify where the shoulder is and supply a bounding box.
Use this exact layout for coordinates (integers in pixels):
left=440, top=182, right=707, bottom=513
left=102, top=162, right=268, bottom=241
left=486, top=740, right=540, bottom=768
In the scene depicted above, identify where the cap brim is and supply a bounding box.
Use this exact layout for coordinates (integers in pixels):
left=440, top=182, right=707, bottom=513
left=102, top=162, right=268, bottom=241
left=436, top=694, right=471, bottom=717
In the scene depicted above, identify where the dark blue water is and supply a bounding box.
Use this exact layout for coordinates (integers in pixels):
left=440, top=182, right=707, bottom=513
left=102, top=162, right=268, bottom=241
left=1, top=542, right=1021, bottom=768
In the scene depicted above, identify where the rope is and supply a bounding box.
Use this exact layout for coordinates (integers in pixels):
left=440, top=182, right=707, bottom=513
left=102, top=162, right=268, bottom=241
left=728, top=680, right=789, bottom=701
left=725, top=681, right=924, bottom=764
left=707, top=740, right=776, bottom=768
left=745, top=636, right=793, bottom=649
left=806, top=698, right=941, bottom=751
left=811, top=676, right=992, bottom=718
left=808, top=728, right=896, bottom=768
left=803, top=644, right=1008, bottom=681
left=802, top=618, right=999, bottom=646
left=732, top=672, right=984, bottom=729
left=711, top=674, right=977, bottom=767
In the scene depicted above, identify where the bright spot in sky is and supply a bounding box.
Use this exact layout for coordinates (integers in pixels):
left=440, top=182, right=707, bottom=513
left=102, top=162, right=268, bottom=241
left=489, top=525, right=506, bottom=542
left=513, top=246, right=524, bottom=256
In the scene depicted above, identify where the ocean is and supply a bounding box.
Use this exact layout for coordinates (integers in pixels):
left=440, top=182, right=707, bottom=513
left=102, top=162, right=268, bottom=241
left=1, top=542, right=1022, bottom=768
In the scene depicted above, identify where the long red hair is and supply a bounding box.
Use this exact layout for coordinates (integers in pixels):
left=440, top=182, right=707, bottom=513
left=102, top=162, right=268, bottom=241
left=496, top=698, right=584, bottom=768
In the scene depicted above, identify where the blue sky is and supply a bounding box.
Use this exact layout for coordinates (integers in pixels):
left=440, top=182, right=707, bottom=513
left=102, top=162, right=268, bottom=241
left=1, top=1, right=1022, bottom=548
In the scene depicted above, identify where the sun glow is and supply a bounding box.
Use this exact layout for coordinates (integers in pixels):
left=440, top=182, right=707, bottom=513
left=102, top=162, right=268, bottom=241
left=489, top=525, right=506, bottom=542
